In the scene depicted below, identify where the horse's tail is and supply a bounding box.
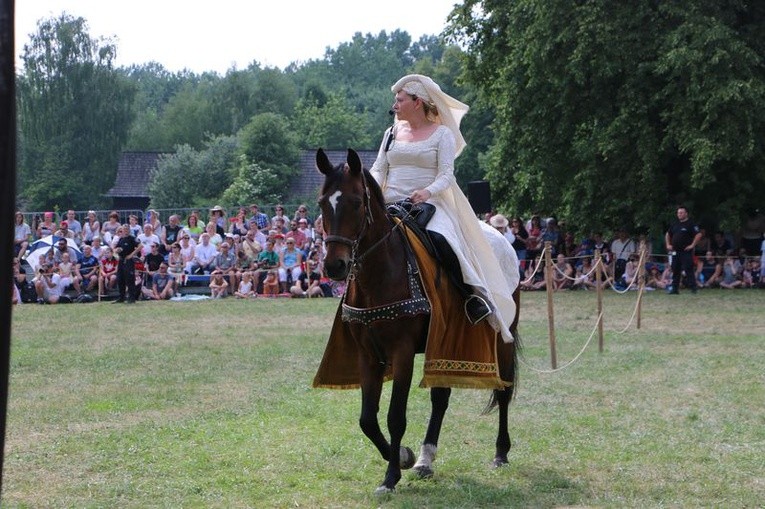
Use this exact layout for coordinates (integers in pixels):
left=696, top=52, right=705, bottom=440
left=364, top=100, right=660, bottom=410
left=482, top=288, right=521, bottom=415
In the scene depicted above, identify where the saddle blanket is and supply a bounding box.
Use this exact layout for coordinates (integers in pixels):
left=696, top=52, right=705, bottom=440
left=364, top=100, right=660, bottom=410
left=313, top=225, right=510, bottom=390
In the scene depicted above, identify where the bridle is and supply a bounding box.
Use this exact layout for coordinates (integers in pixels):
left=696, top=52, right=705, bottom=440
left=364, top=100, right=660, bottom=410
left=322, top=167, right=403, bottom=279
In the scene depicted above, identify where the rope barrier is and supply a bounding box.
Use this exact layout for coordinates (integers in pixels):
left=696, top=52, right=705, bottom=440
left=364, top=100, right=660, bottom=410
left=519, top=311, right=603, bottom=374
left=520, top=245, right=547, bottom=285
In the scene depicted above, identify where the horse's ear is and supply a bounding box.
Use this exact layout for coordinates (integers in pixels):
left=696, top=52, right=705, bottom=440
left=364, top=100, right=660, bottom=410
left=347, top=149, right=362, bottom=175
left=316, top=148, right=332, bottom=175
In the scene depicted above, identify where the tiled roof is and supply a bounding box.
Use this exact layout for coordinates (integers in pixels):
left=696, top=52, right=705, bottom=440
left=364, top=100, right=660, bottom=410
left=106, top=151, right=165, bottom=197
left=289, top=149, right=378, bottom=199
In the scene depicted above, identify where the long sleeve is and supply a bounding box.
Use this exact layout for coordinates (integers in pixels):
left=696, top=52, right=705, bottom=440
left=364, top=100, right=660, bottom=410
left=424, top=127, right=457, bottom=197
left=369, top=126, right=392, bottom=189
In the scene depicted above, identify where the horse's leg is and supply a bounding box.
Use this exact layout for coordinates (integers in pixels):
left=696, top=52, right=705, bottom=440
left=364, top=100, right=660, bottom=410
left=376, top=346, right=416, bottom=494
left=413, top=386, right=451, bottom=479
left=493, top=338, right=517, bottom=467
left=358, top=359, right=391, bottom=463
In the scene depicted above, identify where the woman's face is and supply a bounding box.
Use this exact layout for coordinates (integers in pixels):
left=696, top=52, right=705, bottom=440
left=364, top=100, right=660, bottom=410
left=392, top=91, right=418, bottom=121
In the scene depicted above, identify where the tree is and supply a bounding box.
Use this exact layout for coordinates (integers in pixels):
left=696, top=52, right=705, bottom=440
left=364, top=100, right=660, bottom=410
left=450, top=1, right=765, bottom=235
left=292, top=92, right=372, bottom=149
left=17, top=13, right=135, bottom=210
left=147, top=135, right=238, bottom=209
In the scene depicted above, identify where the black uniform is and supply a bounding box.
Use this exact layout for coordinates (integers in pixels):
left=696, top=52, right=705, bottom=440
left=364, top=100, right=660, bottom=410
left=115, top=234, right=141, bottom=301
left=668, top=219, right=700, bottom=292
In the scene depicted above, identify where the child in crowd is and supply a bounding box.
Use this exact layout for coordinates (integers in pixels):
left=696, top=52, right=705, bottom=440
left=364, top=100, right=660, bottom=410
left=262, top=269, right=280, bottom=297
left=209, top=269, right=228, bottom=298
left=57, top=252, right=82, bottom=294
left=234, top=271, right=257, bottom=299
left=99, top=248, right=118, bottom=292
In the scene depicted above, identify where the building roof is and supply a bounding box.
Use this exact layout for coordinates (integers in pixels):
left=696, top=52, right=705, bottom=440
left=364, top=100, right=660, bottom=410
left=289, top=149, right=378, bottom=198
left=106, top=151, right=165, bottom=198
left=106, top=149, right=379, bottom=203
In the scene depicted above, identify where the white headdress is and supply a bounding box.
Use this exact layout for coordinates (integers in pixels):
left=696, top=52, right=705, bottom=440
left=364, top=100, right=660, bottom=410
left=392, top=74, right=470, bottom=157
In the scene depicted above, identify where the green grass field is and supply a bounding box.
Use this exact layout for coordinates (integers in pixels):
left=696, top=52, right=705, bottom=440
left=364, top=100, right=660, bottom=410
left=4, top=289, right=765, bottom=508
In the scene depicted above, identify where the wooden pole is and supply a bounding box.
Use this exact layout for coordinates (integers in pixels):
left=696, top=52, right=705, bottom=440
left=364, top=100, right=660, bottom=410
left=637, top=241, right=646, bottom=329
left=544, top=242, right=557, bottom=369
left=595, top=249, right=604, bottom=352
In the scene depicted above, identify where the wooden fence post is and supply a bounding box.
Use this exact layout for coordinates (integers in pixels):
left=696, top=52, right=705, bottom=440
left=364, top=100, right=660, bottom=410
left=544, top=241, right=557, bottom=369
left=596, top=249, right=604, bottom=352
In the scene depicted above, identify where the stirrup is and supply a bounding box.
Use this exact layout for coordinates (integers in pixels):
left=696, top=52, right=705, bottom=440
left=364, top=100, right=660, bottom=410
left=465, top=295, right=492, bottom=325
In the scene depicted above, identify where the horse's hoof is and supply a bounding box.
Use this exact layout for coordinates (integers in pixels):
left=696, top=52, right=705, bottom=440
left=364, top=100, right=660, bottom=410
left=400, top=446, right=416, bottom=469
left=491, top=456, right=509, bottom=469
left=374, top=485, right=395, bottom=495
left=413, top=464, right=434, bottom=479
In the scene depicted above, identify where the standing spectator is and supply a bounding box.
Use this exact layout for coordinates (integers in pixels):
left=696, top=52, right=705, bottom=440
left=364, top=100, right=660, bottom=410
left=525, top=215, right=543, bottom=264
left=509, top=217, right=528, bottom=270
left=14, top=211, right=31, bottom=261
left=64, top=210, right=82, bottom=245
left=82, top=210, right=100, bottom=246
left=249, top=203, right=270, bottom=232
left=610, top=227, right=637, bottom=281
left=113, top=225, right=142, bottom=304
left=665, top=205, right=702, bottom=294
left=693, top=227, right=711, bottom=258
left=190, top=233, right=217, bottom=275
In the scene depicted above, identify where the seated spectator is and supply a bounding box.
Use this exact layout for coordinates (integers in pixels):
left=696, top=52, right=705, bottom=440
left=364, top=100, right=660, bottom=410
left=525, top=215, right=543, bottom=265
left=622, top=254, right=641, bottom=290
left=293, top=204, right=313, bottom=225
left=33, top=264, right=66, bottom=304
left=100, top=211, right=121, bottom=241
left=189, top=233, right=217, bottom=275
left=254, top=240, right=280, bottom=292
left=551, top=253, right=573, bottom=291
left=234, top=271, right=257, bottom=299
left=509, top=217, right=528, bottom=270
left=205, top=221, right=223, bottom=249
left=14, top=211, right=31, bottom=261
left=235, top=247, right=255, bottom=279
left=137, top=223, right=161, bottom=257
left=36, top=211, right=56, bottom=238
left=610, top=227, right=637, bottom=281
left=145, top=209, right=165, bottom=241
left=571, top=257, right=593, bottom=290
left=213, top=241, right=238, bottom=294
left=719, top=255, right=742, bottom=289
left=693, top=227, right=711, bottom=258
left=177, top=234, right=196, bottom=273
left=241, top=227, right=265, bottom=259
left=167, top=243, right=186, bottom=285
left=63, top=210, right=82, bottom=245
left=696, top=251, right=722, bottom=288
left=296, top=218, right=315, bottom=251
left=128, top=214, right=142, bottom=237
left=140, top=243, right=166, bottom=295
left=278, top=238, right=303, bottom=293
left=273, top=217, right=288, bottom=235
left=183, top=213, right=204, bottom=243
left=285, top=219, right=308, bottom=252
left=229, top=207, right=250, bottom=237
left=270, top=204, right=287, bottom=231
left=99, top=248, right=118, bottom=293
left=12, top=279, right=21, bottom=305
left=82, top=210, right=100, bottom=246
left=53, top=221, right=76, bottom=242
left=262, top=269, right=280, bottom=297
left=290, top=250, right=325, bottom=298
left=162, top=214, right=184, bottom=255
left=208, top=269, right=228, bottom=298
left=711, top=230, right=732, bottom=257
left=77, top=244, right=100, bottom=294
left=90, top=236, right=104, bottom=259
left=208, top=205, right=227, bottom=237
left=53, top=238, right=79, bottom=265
left=151, top=262, right=176, bottom=300
left=741, top=258, right=757, bottom=288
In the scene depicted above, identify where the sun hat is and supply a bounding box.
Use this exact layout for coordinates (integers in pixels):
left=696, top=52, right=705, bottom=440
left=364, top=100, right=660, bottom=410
left=489, top=214, right=509, bottom=228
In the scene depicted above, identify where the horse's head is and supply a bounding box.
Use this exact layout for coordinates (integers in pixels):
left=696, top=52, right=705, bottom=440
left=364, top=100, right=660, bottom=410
left=316, top=148, right=374, bottom=280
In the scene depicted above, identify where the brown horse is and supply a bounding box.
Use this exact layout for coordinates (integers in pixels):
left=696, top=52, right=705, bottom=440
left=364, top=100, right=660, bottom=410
left=315, top=148, right=520, bottom=494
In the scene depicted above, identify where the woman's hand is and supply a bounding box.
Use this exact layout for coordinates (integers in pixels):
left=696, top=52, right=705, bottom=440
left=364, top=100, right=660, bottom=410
left=409, top=189, right=431, bottom=204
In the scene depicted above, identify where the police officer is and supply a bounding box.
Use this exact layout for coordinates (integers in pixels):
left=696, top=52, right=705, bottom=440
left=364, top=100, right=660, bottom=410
left=665, top=205, right=702, bottom=294
left=113, top=225, right=142, bottom=303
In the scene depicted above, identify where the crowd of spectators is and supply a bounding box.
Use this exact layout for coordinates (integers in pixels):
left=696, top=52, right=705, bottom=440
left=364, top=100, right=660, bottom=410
left=12, top=206, right=764, bottom=305
left=13, top=204, right=339, bottom=304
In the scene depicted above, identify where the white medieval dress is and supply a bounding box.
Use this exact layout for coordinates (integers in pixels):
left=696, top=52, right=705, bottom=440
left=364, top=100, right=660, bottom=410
left=369, top=124, right=519, bottom=343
